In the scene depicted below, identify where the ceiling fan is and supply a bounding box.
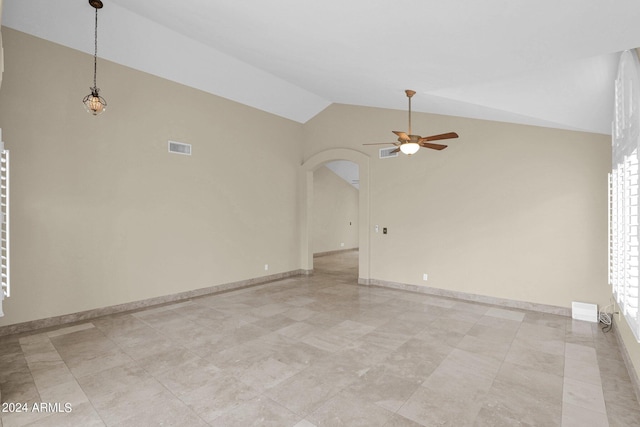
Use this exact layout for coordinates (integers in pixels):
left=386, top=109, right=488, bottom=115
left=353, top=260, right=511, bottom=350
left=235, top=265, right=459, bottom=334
left=364, top=90, right=459, bottom=156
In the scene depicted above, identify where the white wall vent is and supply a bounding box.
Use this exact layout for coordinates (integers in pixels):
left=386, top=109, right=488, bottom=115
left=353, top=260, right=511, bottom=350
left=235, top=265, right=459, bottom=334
left=571, top=301, right=598, bottom=323
left=168, top=141, right=192, bottom=155
left=379, top=147, right=399, bottom=159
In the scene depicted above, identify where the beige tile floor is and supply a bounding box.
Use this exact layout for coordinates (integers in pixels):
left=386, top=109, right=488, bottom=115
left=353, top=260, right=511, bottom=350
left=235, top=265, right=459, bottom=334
left=1, top=250, right=639, bottom=426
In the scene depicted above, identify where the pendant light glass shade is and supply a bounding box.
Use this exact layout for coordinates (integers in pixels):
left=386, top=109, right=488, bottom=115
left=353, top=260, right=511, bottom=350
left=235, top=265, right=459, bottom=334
left=83, top=0, right=106, bottom=115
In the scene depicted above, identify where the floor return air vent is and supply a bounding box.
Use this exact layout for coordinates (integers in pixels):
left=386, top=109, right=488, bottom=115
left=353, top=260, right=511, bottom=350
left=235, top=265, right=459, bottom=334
left=571, top=301, right=598, bottom=323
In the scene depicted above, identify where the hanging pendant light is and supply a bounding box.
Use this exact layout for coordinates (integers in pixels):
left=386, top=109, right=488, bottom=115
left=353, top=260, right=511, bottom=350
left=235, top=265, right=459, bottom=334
left=82, top=0, right=107, bottom=115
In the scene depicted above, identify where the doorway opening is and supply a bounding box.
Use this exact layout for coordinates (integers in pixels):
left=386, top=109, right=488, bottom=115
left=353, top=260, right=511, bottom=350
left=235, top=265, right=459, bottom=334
left=300, top=149, right=370, bottom=283
left=312, top=160, right=359, bottom=277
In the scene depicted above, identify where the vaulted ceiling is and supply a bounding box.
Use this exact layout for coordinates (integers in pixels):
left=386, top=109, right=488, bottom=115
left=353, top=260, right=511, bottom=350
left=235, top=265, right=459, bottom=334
left=4, top=1, right=640, bottom=135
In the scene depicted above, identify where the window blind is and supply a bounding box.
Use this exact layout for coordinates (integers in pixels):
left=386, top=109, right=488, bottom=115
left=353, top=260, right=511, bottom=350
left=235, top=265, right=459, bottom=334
left=610, top=50, right=640, bottom=341
left=0, top=130, right=8, bottom=317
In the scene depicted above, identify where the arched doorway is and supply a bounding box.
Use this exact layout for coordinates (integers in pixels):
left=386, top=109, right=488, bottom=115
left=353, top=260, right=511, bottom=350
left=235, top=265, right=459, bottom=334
left=299, top=149, right=370, bottom=283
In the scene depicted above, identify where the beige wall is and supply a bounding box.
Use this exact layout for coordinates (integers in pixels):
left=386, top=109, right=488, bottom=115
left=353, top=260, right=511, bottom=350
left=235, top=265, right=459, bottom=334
left=304, top=103, right=611, bottom=310
left=0, top=29, right=303, bottom=326
left=312, top=166, right=358, bottom=254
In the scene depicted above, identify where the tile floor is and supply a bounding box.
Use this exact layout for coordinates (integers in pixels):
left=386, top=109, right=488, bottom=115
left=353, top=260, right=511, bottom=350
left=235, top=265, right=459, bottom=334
left=1, top=250, right=639, bottom=426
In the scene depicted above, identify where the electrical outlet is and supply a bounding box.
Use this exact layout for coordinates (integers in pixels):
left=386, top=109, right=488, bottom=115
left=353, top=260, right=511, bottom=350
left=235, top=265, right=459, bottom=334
left=610, top=297, right=621, bottom=321
left=340, top=242, right=345, bottom=247
left=264, top=264, right=269, bottom=271
left=423, top=273, right=428, bottom=281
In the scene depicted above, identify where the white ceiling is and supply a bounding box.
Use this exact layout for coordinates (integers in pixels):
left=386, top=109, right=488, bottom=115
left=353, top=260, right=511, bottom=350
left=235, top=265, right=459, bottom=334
left=4, top=1, right=640, bottom=134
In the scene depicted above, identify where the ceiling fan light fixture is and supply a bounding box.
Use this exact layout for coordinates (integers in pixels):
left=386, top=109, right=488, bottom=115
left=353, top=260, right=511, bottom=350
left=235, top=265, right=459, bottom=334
left=362, top=89, right=459, bottom=154
left=400, top=142, right=420, bottom=155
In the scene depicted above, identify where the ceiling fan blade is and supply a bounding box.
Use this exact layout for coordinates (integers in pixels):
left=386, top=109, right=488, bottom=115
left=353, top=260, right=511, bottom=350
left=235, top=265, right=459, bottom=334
left=390, top=148, right=401, bottom=154
left=419, top=142, right=448, bottom=150
left=420, top=132, right=459, bottom=142
left=392, top=131, right=410, bottom=141
left=362, top=142, right=399, bottom=146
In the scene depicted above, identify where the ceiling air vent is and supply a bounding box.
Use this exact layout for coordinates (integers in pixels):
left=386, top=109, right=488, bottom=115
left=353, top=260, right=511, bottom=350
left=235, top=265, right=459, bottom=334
left=168, top=140, right=192, bottom=156
left=379, top=147, right=399, bottom=159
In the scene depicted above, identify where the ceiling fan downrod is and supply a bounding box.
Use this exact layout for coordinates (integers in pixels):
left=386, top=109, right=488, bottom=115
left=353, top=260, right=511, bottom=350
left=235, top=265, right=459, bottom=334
left=405, top=89, right=416, bottom=137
